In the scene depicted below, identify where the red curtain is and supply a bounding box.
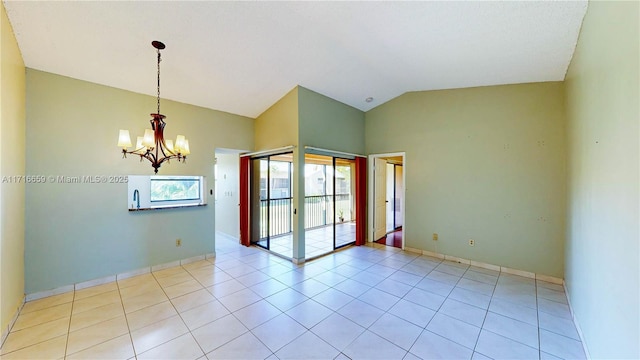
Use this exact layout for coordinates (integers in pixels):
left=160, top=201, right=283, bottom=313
left=355, top=157, right=366, bottom=246
left=239, top=156, right=250, bottom=246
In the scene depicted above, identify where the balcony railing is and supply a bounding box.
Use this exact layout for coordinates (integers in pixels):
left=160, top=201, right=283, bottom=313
left=259, top=194, right=351, bottom=238
left=304, top=194, right=351, bottom=229
left=259, top=198, right=292, bottom=239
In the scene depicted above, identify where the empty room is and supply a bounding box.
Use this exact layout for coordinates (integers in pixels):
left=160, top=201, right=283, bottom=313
left=0, top=1, right=637, bottom=359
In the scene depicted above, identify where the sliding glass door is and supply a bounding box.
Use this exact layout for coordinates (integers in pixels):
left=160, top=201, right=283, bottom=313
left=250, top=153, right=293, bottom=256
left=304, top=154, right=356, bottom=258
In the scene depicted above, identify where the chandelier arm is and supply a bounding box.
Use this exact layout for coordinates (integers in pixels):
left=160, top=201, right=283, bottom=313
left=132, top=147, right=147, bottom=154
left=156, top=156, right=175, bottom=168
left=144, top=152, right=155, bottom=164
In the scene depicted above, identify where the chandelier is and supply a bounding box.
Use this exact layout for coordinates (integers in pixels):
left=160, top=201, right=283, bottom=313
left=117, top=41, right=190, bottom=174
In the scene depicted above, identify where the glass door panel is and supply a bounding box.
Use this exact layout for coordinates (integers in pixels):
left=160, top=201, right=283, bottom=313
left=304, top=154, right=333, bottom=258
left=335, top=158, right=355, bottom=248
left=267, top=157, right=293, bottom=257
left=250, top=158, right=269, bottom=249
left=250, top=153, right=293, bottom=257
left=304, top=154, right=356, bottom=258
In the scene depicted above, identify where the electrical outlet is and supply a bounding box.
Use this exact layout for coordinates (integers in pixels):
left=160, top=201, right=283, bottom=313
left=468, top=239, right=475, bottom=246
left=433, top=233, right=438, bottom=241
left=176, top=239, right=182, bottom=247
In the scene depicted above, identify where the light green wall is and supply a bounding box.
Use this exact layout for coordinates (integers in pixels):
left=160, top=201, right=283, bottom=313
left=25, top=70, right=253, bottom=294
left=298, top=86, right=365, bottom=155
left=254, top=87, right=299, bottom=151
left=0, top=2, right=26, bottom=337
left=214, top=152, right=240, bottom=238
left=564, top=1, right=639, bottom=358
left=366, top=83, right=566, bottom=277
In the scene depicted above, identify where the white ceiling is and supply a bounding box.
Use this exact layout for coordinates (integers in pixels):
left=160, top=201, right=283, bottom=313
left=4, top=1, right=587, bottom=118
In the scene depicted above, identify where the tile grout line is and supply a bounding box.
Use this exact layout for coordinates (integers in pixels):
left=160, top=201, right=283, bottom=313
left=372, top=254, right=442, bottom=356
left=0, top=295, right=25, bottom=350
left=116, top=275, right=140, bottom=359
left=180, top=262, right=240, bottom=359
left=471, top=266, right=500, bottom=359
left=199, top=258, right=290, bottom=357
left=395, top=256, right=445, bottom=356
left=281, top=241, right=577, bottom=358
left=305, top=255, right=397, bottom=357
left=266, top=250, right=389, bottom=356
left=240, top=259, right=309, bottom=358
left=219, top=259, right=311, bottom=357
left=425, top=260, right=477, bottom=355
left=62, top=288, right=76, bottom=359
left=185, top=265, right=226, bottom=359
left=536, top=277, right=542, bottom=360
left=0, top=297, right=70, bottom=356
left=145, top=266, right=205, bottom=359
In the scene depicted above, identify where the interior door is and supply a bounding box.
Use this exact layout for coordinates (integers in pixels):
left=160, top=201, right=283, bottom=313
left=394, top=165, right=403, bottom=228
left=386, top=163, right=395, bottom=232
left=374, top=158, right=387, bottom=240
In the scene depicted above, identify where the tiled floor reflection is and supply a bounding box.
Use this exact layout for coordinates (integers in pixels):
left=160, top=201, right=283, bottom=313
left=269, top=222, right=357, bottom=259
left=375, top=228, right=403, bottom=248
left=0, top=233, right=585, bottom=359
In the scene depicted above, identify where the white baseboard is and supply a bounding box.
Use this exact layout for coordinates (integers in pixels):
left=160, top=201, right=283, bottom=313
left=25, top=253, right=212, bottom=302
left=444, top=255, right=471, bottom=265
left=408, top=248, right=563, bottom=284
left=25, top=285, right=74, bottom=302
left=422, top=250, right=445, bottom=259
left=501, top=266, right=535, bottom=279
left=564, top=282, right=592, bottom=359
left=536, top=273, right=564, bottom=285
left=75, top=275, right=117, bottom=291
left=116, top=267, right=151, bottom=281
left=151, top=260, right=181, bottom=272
left=181, top=255, right=206, bottom=265
left=404, top=246, right=422, bottom=254
left=470, top=260, right=501, bottom=272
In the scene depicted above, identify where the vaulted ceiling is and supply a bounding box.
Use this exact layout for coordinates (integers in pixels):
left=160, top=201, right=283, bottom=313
left=4, top=1, right=587, bottom=118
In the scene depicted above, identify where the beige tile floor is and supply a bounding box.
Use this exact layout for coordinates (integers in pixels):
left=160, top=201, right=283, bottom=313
left=269, top=222, right=357, bottom=259
left=0, top=234, right=585, bottom=359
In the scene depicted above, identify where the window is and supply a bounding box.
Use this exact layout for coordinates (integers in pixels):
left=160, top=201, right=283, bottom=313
left=150, top=177, right=201, bottom=202
left=128, top=175, right=206, bottom=210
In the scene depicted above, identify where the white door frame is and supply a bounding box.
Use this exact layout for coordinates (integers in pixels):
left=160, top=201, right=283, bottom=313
left=368, top=152, right=406, bottom=249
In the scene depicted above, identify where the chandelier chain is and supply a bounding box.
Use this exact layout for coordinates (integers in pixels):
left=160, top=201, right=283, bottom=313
left=156, top=48, right=161, bottom=115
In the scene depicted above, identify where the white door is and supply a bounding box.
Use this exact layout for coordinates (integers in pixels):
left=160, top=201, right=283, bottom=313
left=374, top=158, right=387, bottom=240
left=386, top=163, right=395, bottom=232
left=395, top=165, right=403, bottom=227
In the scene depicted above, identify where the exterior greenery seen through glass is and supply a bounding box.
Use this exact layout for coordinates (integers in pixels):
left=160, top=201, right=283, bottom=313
left=150, top=178, right=200, bottom=202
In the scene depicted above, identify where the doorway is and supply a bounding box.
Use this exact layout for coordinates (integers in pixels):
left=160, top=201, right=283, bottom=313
left=214, top=148, right=245, bottom=246
left=369, top=153, right=405, bottom=249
